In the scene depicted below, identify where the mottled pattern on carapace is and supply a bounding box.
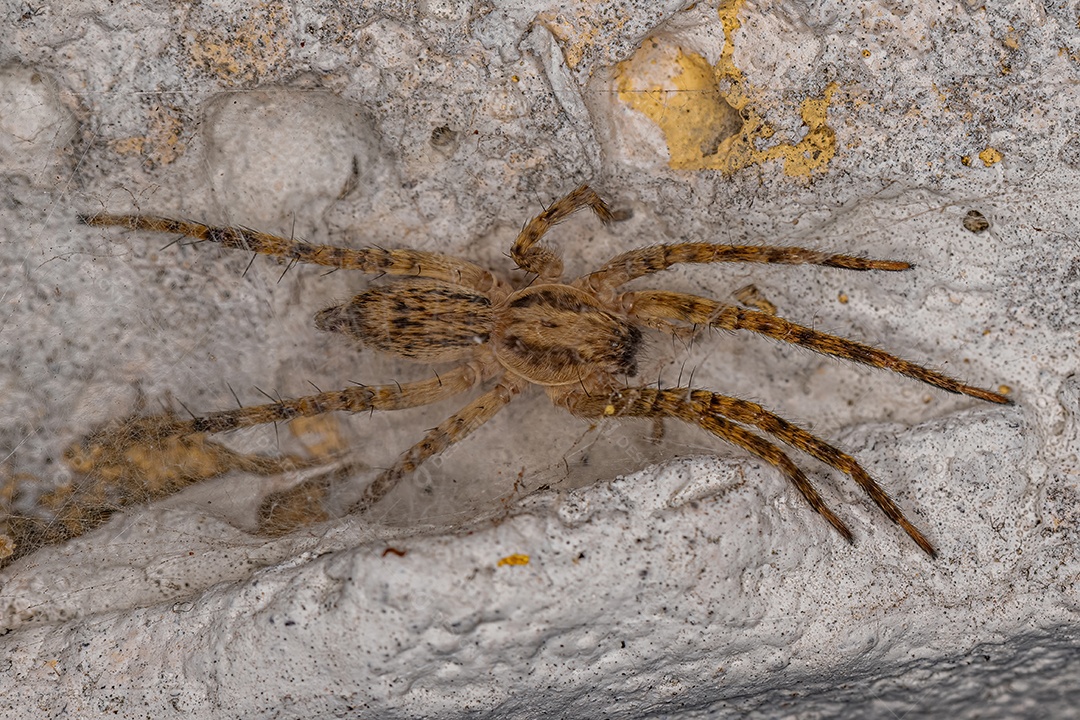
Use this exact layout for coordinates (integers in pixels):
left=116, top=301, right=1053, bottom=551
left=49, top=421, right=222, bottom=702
left=495, top=284, right=643, bottom=384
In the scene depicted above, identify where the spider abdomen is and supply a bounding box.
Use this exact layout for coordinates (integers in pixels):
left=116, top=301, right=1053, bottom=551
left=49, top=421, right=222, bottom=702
left=493, top=284, right=642, bottom=385
left=314, top=278, right=494, bottom=362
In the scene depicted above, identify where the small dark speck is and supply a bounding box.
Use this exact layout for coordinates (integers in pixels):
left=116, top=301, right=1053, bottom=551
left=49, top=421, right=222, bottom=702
left=963, top=210, right=990, bottom=233
left=284, top=620, right=296, bottom=626
left=431, top=125, right=458, bottom=148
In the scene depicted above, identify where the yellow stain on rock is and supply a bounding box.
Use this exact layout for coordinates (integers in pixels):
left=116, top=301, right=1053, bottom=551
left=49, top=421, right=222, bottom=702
left=617, top=45, right=745, bottom=172
left=112, top=104, right=187, bottom=167
left=185, top=1, right=291, bottom=84
left=536, top=9, right=613, bottom=70
left=978, top=147, right=1003, bottom=166
left=497, top=553, right=530, bottom=567
left=615, top=0, right=837, bottom=177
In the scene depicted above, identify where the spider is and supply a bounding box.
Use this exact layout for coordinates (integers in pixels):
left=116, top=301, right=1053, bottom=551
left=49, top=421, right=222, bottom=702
left=77, top=185, right=1010, bottom=557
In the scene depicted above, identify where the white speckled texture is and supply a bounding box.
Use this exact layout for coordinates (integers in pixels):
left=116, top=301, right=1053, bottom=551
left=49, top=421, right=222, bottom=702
left=1, top=1, right=1078, bottom=718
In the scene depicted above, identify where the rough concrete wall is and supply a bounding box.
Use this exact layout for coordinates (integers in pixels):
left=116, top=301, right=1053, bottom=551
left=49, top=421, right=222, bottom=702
left=0, top=0, right=1077, bottom=718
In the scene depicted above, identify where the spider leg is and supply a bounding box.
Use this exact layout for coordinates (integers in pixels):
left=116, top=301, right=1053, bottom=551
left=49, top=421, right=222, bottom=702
left=67, top=366, right=481, bottom=462
left=623, top=289, right=1011, bottom=404
left=554, top=385, right=856, bottom=547
left=575, top=242, right=909, bottom=294
left=511, top=184, right=620, bottom=282
left=630, top=314, right=698, bottom=342
left=257, top=374, right=524, bottom=534
left=696, top=392, right=935, bottom=556
left=257, top=375, right=524, bottom=534
left=78, top=214, right=497, bottom=292
left=350, top=374, right=527, bottom=514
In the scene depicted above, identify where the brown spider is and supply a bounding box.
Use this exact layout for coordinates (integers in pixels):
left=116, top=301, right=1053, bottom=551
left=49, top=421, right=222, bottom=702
left=77, top=185, right=1010, bottom=557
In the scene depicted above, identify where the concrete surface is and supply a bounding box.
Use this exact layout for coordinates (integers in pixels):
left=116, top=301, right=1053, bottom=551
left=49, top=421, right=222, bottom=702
left=0, top=0, right=1078, bottom=718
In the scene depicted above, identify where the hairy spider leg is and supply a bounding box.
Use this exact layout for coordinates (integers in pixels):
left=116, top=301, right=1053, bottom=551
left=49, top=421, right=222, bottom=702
left=555, top=386, right=857, bottom=547
left=703, top=390, right=934, bottom=555
left=256, top=375, right=524, bottom=534
left=575, top=241, right=911, bottom=295
left=69, top=367, right=481, bottom=457
left=78, top=213, right=498, bottom=292
left=511, top=184, right=620, bottom=282
left=624, top=290, right=1011, bottom=404
left=351, top=375, right=526, bottom=514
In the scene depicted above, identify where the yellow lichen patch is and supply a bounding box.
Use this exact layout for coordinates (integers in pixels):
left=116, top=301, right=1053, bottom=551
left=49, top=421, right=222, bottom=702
left=185, top=1, right=291, bottom=84
left=764, top=86, right=838, bottom=177
left=1002, top=27, right=1020, bottom=51
left=536, top=8, right=626, bottom=69
left=616, top=1, right=838, bottom=177
left=617, top=45, right=745, bottom=172
left=112, top=104, right=186, bottom=167
left=978, top=147, right=1003, bottom=166
left=497, top=553, right=530, bottom=567
left=715, top=0, right=746, bottom=83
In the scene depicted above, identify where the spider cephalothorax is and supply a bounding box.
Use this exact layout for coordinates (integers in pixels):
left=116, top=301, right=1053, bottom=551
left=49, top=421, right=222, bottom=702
left=494, top=285, right=644, bottom=383
left=77, top=185, right=1010, bottom=556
